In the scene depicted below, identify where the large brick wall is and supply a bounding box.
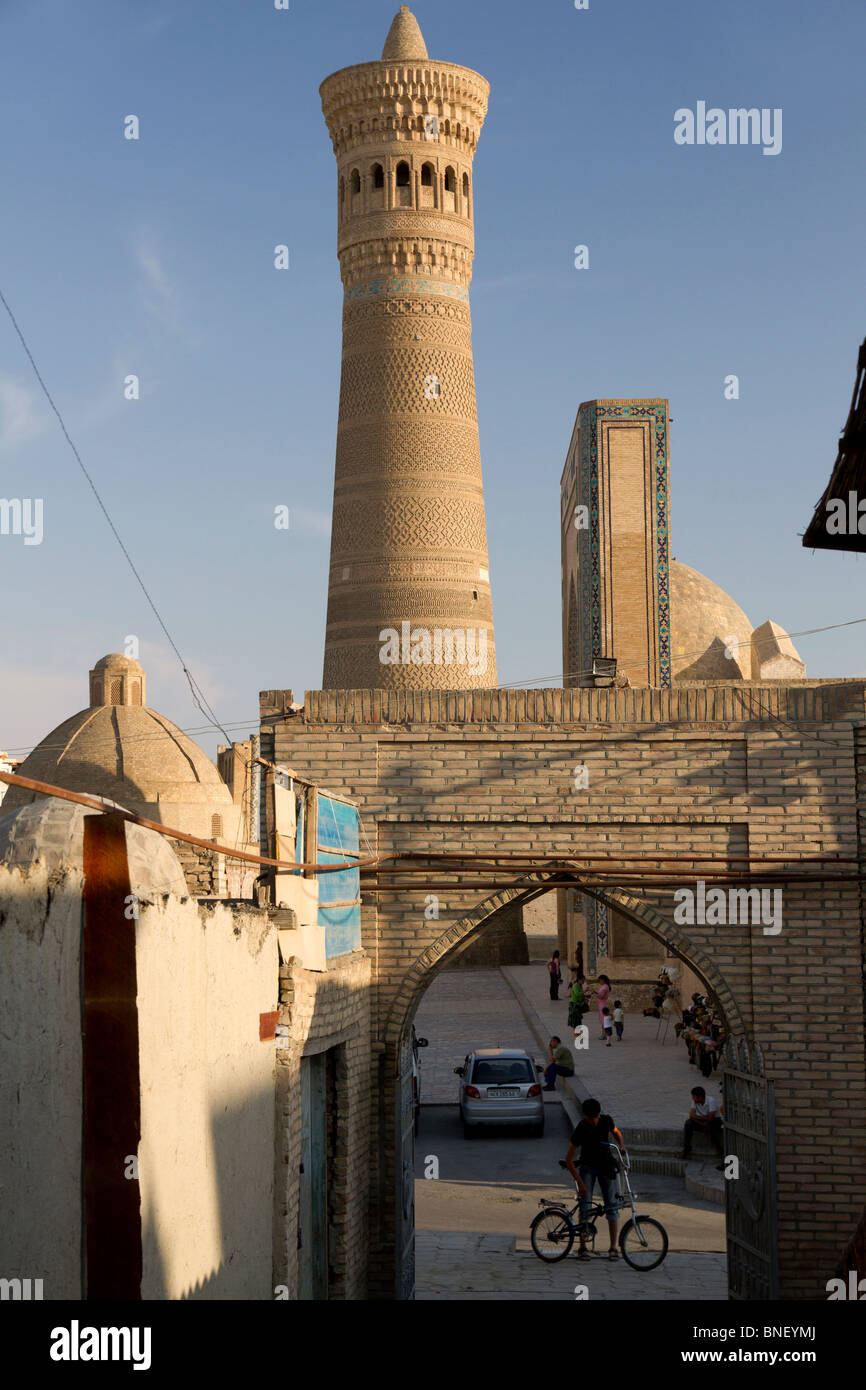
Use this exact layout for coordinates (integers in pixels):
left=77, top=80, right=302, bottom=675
left=261, top=681, right=866, bottom=1299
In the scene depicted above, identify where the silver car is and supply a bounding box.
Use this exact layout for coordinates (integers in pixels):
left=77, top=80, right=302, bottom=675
left=454, top=1048, right=545, bottom=1138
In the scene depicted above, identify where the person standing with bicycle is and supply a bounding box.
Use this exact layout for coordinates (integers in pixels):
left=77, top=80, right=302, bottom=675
left=564, top=1097, right=628, bottom=1262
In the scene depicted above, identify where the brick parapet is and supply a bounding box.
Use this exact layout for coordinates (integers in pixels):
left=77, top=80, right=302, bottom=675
left=298, top=682, right=866, bottom=727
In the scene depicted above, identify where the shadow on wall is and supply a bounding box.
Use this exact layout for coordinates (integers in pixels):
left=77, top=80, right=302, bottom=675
left=141, top=1079, right=276, bottom=1301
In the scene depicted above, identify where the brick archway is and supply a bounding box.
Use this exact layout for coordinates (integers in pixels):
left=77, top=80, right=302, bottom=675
left=262, top=682, right=866, bottom=1300
left=383, top=880, right=749, bottom=1057
left=383, top=881, right=753, bottom=1301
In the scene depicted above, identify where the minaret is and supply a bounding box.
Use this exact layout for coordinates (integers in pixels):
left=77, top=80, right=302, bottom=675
left=319, top=6, right=497, bottom=689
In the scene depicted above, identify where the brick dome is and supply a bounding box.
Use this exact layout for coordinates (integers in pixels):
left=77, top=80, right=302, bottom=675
left=382, top=6, right=428, bottom=60
left=670, top=560, right=755, bottom=679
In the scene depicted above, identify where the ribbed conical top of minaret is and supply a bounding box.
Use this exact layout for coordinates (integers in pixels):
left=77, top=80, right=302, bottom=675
left=382, top=6, right=428, bottom=60
left=319, top=9, right=497, bottom=690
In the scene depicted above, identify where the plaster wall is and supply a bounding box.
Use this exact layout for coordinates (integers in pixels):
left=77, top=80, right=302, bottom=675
left=136, top=896, right=277, bottom=1300
left=0, top=863, right=83, bottom=1297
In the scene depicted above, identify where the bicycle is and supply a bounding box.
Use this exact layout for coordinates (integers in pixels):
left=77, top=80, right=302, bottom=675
left=529, top=1145, right=668, bottom=1271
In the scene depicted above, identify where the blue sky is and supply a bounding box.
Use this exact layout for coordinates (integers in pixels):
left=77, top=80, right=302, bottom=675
left=1, top=0, right=864, bottom=760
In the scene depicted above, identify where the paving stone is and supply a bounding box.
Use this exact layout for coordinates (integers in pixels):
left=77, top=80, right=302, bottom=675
left=416, top=1232, right=726, bottom=1301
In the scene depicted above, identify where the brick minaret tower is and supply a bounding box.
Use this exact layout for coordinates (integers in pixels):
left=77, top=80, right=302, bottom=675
left=319, top=6, right=497, bottom=689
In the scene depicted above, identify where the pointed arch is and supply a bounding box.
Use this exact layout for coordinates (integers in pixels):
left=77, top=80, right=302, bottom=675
left=383, top=879, right=747, bottom=1061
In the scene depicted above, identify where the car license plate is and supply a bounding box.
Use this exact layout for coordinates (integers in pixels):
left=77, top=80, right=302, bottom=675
left=491, top=1088, right=520, bottom=1098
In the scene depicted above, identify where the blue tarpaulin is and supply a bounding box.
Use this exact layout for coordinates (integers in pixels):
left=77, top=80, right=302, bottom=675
left=317, top=793, right=361, bottom=958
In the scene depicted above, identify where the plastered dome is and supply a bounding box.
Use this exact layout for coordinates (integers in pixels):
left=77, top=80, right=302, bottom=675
left=0, top=798, right=188, bottom=897
left=669, top=560, right=755, bottom=680
left=2, top=654, right=234, bottom=829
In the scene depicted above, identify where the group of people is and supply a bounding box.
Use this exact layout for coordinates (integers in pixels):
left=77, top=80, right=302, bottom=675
left=677, top=994, right=726, bottom=1077
left=548, top=952, right=624, bottom=1047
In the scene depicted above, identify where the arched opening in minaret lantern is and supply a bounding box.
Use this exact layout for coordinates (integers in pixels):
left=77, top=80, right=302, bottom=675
left=420, top=162, right=435, bottom=209
left=395, top=160, right=412, bottom=207
left=444, top=165, right=457, bottom=211
left=370, top=162, right=385, bottom=209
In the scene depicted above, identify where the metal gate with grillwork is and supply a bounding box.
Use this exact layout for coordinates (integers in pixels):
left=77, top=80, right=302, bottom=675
left=723, top=1039, right=779, bottom=1299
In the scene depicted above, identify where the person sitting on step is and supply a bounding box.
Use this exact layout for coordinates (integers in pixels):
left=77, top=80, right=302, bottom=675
left=680, top=1085, right=725, bottom=1170
left=543, top=1035, right=574, bottom=1090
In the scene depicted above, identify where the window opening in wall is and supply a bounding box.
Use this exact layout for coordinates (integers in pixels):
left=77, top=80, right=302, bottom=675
left=444, top=167, right=457, bottom=193
left=371, top=163, right=384, bottom=189
left=421, top=163, right=433, bottom=186
left=350, top=169, right=361, bottom=195
left=396, top=161, right=411, bottom=187
left=211, top=814, right=223, bottom=840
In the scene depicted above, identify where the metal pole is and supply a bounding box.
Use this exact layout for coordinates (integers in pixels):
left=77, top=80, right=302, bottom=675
left=249, top=733, right=261, bottom=845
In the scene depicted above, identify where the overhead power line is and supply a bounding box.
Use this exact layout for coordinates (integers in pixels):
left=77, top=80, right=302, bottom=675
left=502, top=615, right=866, bottom=689
left=0, top=286, right=233, bottom=748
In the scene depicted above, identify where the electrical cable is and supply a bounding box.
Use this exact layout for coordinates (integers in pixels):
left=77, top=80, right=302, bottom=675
left=0, top=285, right=234, bottom=749
left=502, top=612, right=866, bottom=689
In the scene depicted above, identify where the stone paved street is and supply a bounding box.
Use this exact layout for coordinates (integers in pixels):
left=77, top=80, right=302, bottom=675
left=414, top=969, right=726, bottom=1300
left=416, top=1234, right=726, bottom=1300
left=414, top=969, right=549, bottom=1104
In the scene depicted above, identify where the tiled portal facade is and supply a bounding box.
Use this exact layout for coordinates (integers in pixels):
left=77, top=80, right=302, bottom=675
left=561, top=399, right=672, bottom=692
